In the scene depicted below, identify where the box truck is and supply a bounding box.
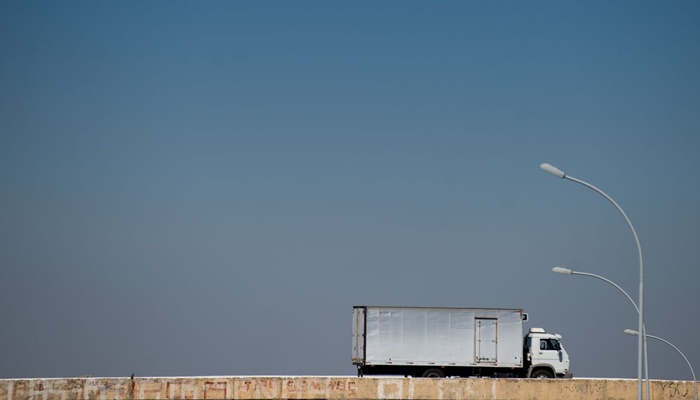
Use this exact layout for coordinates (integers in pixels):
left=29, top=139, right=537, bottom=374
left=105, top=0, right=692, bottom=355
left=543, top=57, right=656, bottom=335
left=352, top=306, right=572, bottom=378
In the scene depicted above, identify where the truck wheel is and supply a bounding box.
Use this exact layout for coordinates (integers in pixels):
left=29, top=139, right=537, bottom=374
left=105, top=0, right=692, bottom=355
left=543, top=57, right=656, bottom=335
left=422, top=368, right=445, bottom=378
left=531, top=369, right=554, bottom=379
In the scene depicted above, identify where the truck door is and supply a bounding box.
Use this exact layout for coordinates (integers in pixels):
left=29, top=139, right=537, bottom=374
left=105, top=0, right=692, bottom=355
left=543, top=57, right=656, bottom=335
left=475, top=318, right=497, bottom=363
left=533, top=338, right=566, bottom=374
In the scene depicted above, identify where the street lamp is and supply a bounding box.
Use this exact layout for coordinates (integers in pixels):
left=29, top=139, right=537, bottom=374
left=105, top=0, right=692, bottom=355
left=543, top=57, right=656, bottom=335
left=552, top=266, right=650, bottom=398
left=625, top=329, right=698, bottom=400
left=541, top=162, right=645, bottom=400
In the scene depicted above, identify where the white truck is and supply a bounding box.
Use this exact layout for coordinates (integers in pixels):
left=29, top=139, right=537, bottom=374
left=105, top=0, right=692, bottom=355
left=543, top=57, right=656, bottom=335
left=352, top=306, right=572, bottom=378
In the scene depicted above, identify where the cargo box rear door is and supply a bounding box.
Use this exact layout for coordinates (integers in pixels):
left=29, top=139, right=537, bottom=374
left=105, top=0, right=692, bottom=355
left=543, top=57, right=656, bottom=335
left=352, top=307, right=365, bottom=363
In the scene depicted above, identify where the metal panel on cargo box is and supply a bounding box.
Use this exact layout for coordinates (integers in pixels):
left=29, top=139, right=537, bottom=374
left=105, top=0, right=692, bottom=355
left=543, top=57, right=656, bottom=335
left=362, top=306, right=523, bottom=368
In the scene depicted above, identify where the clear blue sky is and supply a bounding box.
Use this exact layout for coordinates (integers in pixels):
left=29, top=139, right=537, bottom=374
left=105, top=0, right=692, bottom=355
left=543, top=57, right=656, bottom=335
left=1, top=1, right=699, bottom=380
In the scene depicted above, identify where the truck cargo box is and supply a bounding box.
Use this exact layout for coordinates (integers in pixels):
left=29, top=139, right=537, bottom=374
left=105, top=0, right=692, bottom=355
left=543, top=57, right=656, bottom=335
left=353, top=306, right=525, bottom=369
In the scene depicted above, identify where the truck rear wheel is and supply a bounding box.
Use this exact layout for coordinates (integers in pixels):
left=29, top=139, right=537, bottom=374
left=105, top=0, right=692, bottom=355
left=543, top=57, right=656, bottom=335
left=531, top=369, right=553, bottom=379
left=422, top=368, right=445, bottom=378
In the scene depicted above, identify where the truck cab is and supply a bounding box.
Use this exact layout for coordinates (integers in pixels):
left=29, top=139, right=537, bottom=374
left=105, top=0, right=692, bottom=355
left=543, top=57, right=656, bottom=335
left=524, top=328, right=573, bottom=378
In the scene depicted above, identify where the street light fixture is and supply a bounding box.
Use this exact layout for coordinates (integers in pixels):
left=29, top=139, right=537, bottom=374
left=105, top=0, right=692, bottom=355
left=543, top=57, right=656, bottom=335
left=625, top=329, right=698, bottom=400
left=541, top=162, right=645, bottom=400
left=552, top=266, right=649, bottom=398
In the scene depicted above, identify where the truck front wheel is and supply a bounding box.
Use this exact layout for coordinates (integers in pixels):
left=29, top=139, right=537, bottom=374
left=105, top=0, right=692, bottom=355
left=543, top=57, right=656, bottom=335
left=531, top=369, right=554, bottom=379
left=422, top=368, right=445, bottom=378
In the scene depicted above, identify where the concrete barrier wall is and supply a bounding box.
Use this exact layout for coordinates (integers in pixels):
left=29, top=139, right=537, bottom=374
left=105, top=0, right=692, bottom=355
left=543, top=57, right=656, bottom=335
left=0, top=376, right=695, bottom=400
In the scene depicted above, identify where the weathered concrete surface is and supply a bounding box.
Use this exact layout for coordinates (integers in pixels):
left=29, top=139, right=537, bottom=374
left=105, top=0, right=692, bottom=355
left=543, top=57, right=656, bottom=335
left=0, top=376, right=695, bottom=400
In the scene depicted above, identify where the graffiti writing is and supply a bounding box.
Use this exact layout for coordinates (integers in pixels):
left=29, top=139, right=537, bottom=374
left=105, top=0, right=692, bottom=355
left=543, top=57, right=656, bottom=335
left=661, top=381, right=691, bottom=398
left=564, top=381, right=606, bottom=394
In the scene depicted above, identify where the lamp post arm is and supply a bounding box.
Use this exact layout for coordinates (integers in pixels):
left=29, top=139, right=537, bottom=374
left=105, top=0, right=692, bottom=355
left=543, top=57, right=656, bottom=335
left=571, top=271, right=639, bottom=314
left=646, top=334, right=698, bottom=400
left=564, top=175, right=644, bottom=273
left=569, top=269, right=649, bottom=399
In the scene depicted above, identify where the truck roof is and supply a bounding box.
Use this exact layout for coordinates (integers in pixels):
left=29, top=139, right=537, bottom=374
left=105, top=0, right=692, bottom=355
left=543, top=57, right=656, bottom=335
left=354, top=305, right=524, bottom=312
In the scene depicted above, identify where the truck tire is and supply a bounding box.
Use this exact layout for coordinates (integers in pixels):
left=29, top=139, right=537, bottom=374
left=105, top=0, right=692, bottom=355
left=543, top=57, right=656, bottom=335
left=422, top=368, right=445, bottom=378
left=531, top=369, right=554, bottom=379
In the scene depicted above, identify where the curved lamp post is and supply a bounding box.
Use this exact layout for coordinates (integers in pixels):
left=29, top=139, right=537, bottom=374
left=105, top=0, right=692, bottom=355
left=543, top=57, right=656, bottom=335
left=552, top=266, right=650, bottom=398
left=625, top=329, right=698, bottom=400
left=551, top=267, right=637, bottom=310
left=541, top=163, right=645, bottom=400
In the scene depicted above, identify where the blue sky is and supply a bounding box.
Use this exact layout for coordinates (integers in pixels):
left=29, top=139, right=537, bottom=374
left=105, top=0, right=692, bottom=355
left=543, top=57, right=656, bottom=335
left=1, top=1, right=699, bottom=380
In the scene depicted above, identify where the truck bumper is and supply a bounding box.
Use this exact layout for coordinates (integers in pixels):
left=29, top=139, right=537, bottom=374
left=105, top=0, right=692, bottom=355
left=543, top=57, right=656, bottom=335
left=559, top=372, right=574, bottom=379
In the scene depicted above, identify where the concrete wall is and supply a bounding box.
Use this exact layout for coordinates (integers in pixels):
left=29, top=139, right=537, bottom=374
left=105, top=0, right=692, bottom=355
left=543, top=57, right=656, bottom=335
left=0, top=376, right=695, bottom=400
